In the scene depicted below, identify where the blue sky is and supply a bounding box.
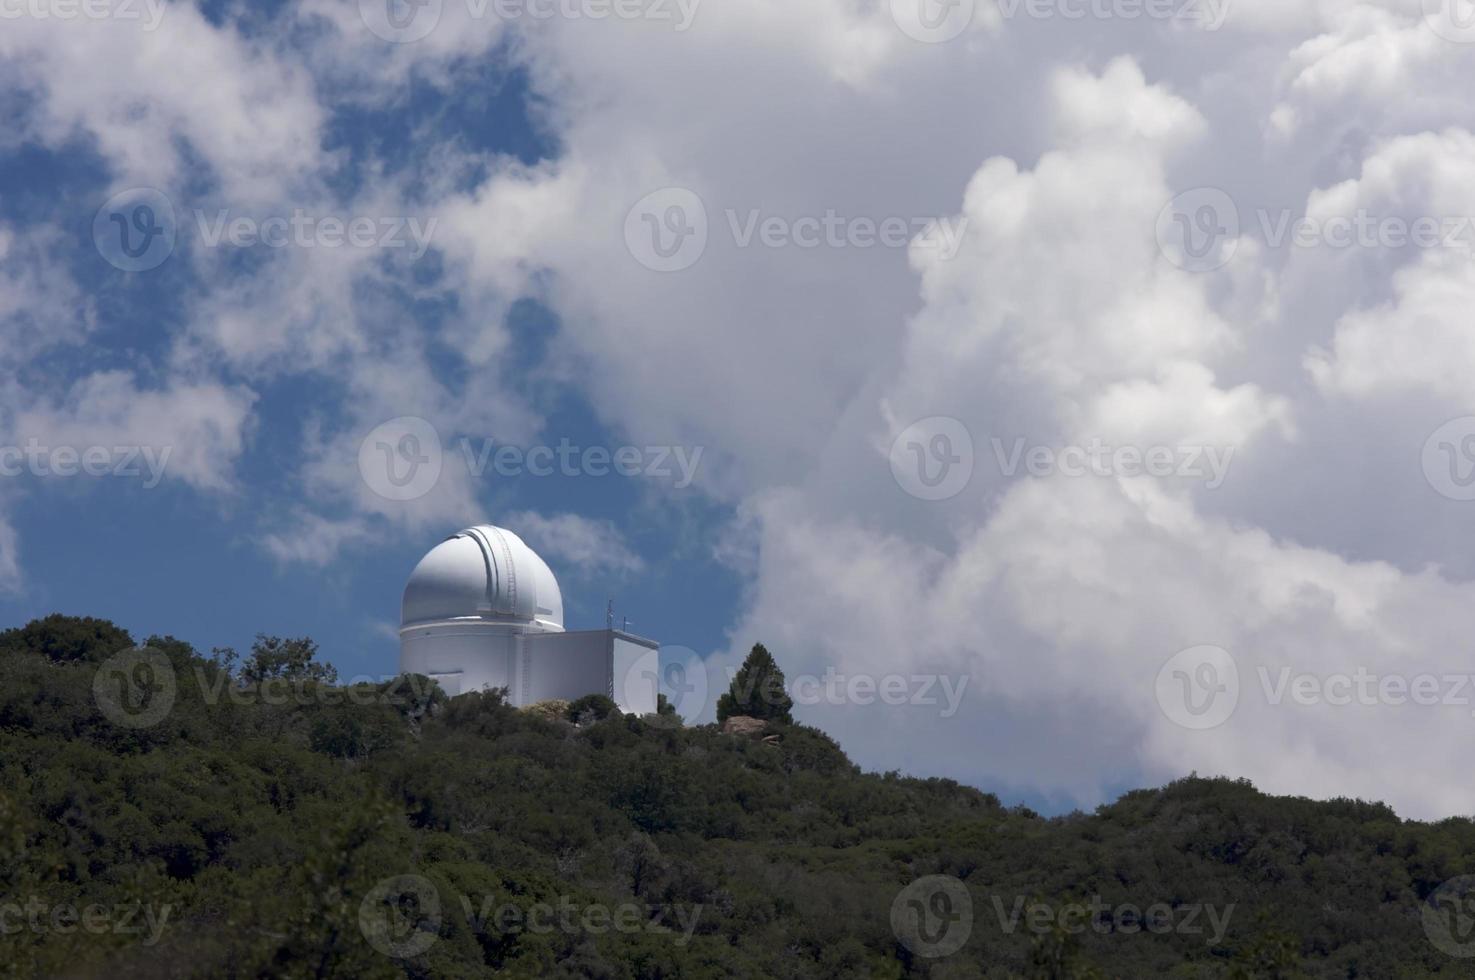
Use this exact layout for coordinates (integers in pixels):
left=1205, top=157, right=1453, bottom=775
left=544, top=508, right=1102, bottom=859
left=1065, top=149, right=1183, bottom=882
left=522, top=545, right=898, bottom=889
left=0, top=62, right=740, bottom=678
left=6, top=0, right=1475, bottom=821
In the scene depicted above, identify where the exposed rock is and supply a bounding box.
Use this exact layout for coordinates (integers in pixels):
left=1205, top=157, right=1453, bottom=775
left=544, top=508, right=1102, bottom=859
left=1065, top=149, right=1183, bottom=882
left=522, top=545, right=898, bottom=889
left=721, top=715, right=768, bottom=738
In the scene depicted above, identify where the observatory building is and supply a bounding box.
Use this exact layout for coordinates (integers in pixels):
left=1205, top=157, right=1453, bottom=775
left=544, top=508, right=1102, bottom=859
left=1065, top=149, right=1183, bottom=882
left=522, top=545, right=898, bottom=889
left=399, top=524, right=659, bottom=713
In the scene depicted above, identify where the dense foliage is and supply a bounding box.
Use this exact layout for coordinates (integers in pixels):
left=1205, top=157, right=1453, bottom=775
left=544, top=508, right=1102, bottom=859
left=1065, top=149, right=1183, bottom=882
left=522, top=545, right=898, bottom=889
left=715, top=643, right=793, bottom=724
left=2, top=616, right=1474, bottom=978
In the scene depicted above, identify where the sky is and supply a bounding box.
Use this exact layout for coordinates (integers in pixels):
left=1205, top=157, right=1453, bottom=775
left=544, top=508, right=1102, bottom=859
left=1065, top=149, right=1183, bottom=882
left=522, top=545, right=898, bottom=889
left=5, top=0, right=1475, bottom=819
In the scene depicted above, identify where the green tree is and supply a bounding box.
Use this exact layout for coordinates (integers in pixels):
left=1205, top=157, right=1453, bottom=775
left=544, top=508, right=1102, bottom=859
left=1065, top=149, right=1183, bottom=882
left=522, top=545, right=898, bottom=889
left=231, top=634, right=338, bottom=684
left=716, top=642, right=793, bottom=723
left=0, top=613, right=134, bottom=664
left=567, top=693, right=621, bottom=724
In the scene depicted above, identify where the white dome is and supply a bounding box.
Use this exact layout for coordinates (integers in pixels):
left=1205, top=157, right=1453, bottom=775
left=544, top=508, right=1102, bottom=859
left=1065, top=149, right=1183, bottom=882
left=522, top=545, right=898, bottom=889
left=401, top=525, right=564, bottom=632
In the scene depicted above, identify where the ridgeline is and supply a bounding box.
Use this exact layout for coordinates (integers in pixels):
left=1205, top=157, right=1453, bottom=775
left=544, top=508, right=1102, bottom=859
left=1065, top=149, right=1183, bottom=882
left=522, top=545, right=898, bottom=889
left=1, top=614, right=1473, bottom=978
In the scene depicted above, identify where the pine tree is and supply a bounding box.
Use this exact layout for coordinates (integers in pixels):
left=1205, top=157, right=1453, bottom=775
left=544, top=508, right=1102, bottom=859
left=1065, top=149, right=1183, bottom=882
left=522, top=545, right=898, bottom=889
left=716, top=643, right=794, bottom=723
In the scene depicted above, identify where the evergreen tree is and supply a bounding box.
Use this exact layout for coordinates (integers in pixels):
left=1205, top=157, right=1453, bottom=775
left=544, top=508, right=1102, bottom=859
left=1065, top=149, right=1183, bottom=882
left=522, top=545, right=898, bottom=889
left=716, top=642, right=794, bottom=723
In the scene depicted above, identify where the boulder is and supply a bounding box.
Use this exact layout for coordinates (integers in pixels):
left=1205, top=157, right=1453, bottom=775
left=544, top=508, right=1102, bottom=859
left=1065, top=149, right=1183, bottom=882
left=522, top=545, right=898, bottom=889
left=721, top=715, right=768, bottom=738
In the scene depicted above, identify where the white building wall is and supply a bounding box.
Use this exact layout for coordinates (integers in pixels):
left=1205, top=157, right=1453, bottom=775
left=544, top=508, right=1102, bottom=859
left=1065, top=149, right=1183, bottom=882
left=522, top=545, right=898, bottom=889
left=520, top=630, right=611, bottom=705
left=400, top=626, right=519, bottom=698
left=401, top=624, right=661, bottom=712
left=612, top=635, right=659, bottom=715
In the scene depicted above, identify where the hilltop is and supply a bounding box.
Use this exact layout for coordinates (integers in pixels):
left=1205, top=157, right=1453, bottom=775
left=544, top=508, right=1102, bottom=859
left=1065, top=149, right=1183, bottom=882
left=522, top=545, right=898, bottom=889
left=1, top=615, right=1473, bottom=978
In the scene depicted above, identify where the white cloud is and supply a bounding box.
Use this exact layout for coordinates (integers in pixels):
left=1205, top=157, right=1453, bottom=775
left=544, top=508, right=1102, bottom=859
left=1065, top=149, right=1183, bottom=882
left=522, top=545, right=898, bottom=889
left=187, top=2, right=1475, bottom=816
left=0, top=223, right=95, bottom=362
left=5, top=0, right=1475, bottom=818
left=0, top=6, right=326, bottom=201
left=1303, top=129, right=1475, bottom=401
left=8, top=371, right=256, bottom=492
left=504, top=510, right=645, bottom=576
left=260, top=511, right=375, bottom=567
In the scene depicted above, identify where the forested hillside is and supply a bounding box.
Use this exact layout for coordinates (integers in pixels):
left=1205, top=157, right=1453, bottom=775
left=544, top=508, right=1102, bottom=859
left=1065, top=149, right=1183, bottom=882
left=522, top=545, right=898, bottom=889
left=2, top=615, right=1474, bottom=978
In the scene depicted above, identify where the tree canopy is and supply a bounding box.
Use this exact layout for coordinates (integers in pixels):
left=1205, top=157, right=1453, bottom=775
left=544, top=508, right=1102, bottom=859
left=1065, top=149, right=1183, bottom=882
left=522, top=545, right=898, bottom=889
left=715, top=642, right=794, bottom=723
left=0, top=614, right=1471, bottom=978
